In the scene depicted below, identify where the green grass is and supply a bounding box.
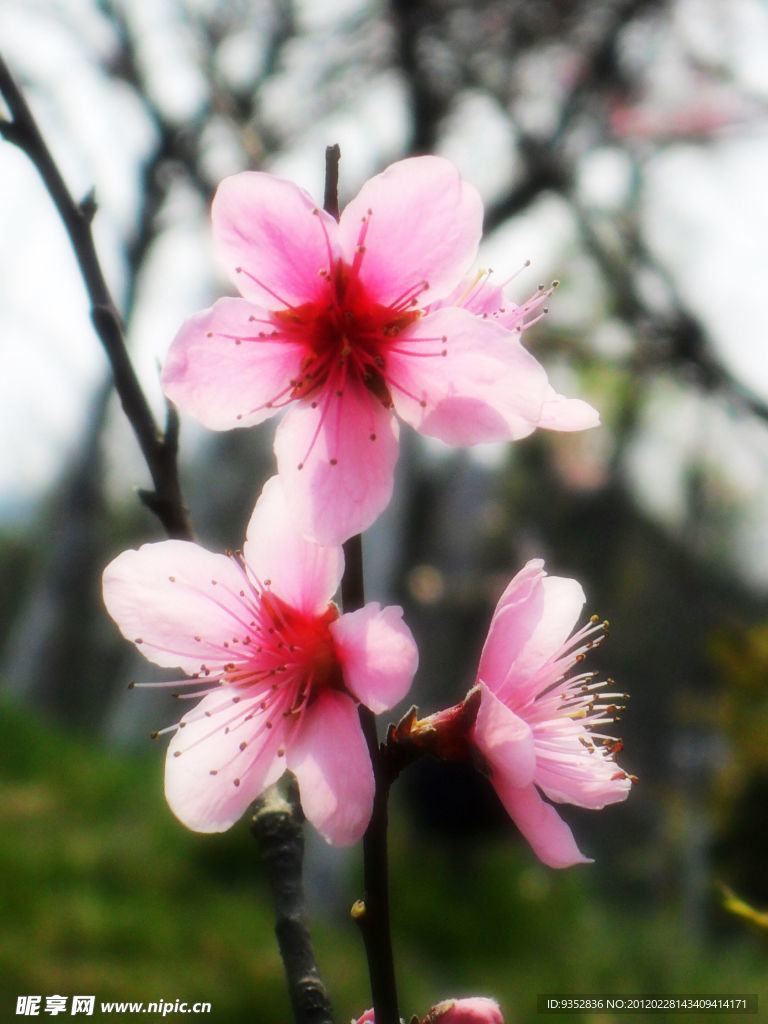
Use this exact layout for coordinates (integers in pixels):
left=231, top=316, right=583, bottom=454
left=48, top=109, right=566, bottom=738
left=0, top=699, right=311, bottom=1021
left=1, top=699, right=764, bottom=1023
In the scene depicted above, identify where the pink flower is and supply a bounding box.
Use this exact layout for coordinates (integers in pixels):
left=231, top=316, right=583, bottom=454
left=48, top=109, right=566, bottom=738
left=162, top=156, right=597, bottom=545
left=430, top=272, right=599, bottom=433
left=355, top=998, right=504, bottom=1024
left=468, top=559, right=633, bottom=867
left=425, top=997, right=505, bottom=1024
left=102, top=477, right=418, bottom=845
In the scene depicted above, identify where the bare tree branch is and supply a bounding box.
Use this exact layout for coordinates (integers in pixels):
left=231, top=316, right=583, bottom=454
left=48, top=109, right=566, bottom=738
left=251, top=779, right=336, bottom=1024
left=0, top=52, right=192, bottom=540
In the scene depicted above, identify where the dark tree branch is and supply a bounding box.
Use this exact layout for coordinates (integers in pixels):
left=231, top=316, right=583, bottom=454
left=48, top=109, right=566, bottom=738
left=323, top=144, right=341, bottom=220
left=0, top=53, right=192, bottom=540
left=354, top=707, right=400, bottom=1024
left=325, top=137, right=399, bottom=1022
left=341, top=535, right=400, bottom=1024
left=389, top=0, right=454, bottom=154
left=251, top=780, right=336, bottom=1024
left=342, top=543, right=400, bottom=1024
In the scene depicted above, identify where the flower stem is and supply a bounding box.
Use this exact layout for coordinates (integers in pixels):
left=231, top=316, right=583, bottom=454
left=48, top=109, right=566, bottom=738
left=342, top=534, right=400, bottom=1024
left=357, top=707, right=400, bottom=1024
left=251, top=779, right=336, bottom=1024
left=327, top=148, right=398, bottom=1024
left=324, top=143, right=341, bottom=221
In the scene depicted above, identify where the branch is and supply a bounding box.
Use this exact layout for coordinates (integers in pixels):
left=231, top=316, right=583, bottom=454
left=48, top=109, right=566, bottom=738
left=342, top=534, right=400, bottom=1024
left=251, top=780, right=336, bottom=1024
left=0, top=52, right=192, bottom=540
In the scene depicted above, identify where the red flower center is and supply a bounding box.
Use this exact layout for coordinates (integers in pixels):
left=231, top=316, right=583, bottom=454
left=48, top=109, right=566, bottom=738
left=274, top=260, right=423, bottom=406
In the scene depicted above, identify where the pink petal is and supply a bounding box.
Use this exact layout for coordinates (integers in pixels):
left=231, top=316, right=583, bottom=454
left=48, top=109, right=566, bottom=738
left=330, top=603, right=418, bottom=713
left=534, top=729, right=633, bottom=809
left=476, top=561, right=548, bottom=694
left=164, top=688, right=286, bottom=832
left=477, top=563, right=585, bottom=700
left=429, top=997, right=504, bottom=1024
left=388, top=308, right=548, bottom=445
left=274, top=385, right=400, bottom=546
left=471, top=683, right=536, bottom=789
left=212, top=172, right=339, bottom=307
left=162, top=297, right=306, bottom=430
left=102, top=541, right=258, bottom=675
left=507, top=574, right=586, bottom=682
left=538, top=385, right=600, bottom=432
left=338, top=156, right=482, bottom=306
left=287, top=690, right=374, bottom=845
left=431, top=273, right=507, bottom=318
left=491, top=780, right=591, bottom=868
left=243, top=476, right=343, bottom=615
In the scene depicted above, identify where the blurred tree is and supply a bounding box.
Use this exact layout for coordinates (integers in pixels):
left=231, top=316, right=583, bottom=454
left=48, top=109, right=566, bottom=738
left=2, top=0, right=768, bottom=942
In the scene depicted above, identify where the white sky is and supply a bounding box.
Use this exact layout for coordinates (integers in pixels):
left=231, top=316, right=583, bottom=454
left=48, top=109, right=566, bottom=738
left=3, top=0, right=768, bottom=578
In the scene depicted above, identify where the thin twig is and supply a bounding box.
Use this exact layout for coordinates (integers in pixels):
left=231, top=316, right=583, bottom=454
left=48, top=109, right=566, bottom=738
left=342, top=535, right=400, bottom=1024
left=0, top=53, right=192, bottom=540
left=251, top=780, right=336, bottom=1024
left=355, top=708, right=400, bottom=1024
left=326, top=134, right=399, bottom=1023
left=323, top=144, right=341, bottom=220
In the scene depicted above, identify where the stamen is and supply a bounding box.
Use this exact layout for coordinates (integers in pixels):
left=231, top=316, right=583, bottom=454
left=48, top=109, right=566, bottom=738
left=312, top=208, right=336, bottom=277
left=235, top=266, right=296, bottom=310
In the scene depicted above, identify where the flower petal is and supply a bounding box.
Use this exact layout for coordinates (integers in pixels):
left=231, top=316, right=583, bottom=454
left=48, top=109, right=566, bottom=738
left=338, top=156, right=482, bottom=306
left=538, top=385, right=600, bottom=432
left=388, top=308, right=548, bottom=445
left=477, top=562, right=586, bottom=702
left=428, top=997, right=504, bottom=1024
left=165, top=688, right=286, bottom=832
left=274, top=386, right=400, bottom=546
left=476, top=560, right=547, bottom=694
left=491, top=780, right=592, bottom=868
left=212, top=172, right=339, bottom=307
left=161, top=297, right=307, bottom=430
left=471, top=683, right=536, bottom=789
left=102, top=541, right=258, bottom=675
left=244, top=477, right=343, bottom=615
left=330, top=603, right=418, bottom=713
left=287, top=690, right=374, bottom=845
left=507, top=574, right=586, bottom=683
left=534, top=725, right=633, bottom=809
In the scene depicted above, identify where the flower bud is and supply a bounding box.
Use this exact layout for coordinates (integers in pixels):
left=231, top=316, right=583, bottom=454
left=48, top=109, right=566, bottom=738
left=425, top=996, right=504, bottom=1024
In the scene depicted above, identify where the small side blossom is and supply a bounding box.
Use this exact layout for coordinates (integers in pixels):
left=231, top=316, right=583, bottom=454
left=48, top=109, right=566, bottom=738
left=354, top=998, right=504, bottom=1024
left=429, top=271, right=599, bottom=433
left=162, top=156, right=598, bottom=545
left=102, top=477, right=418, bottom=846
left=408, top=560, right=633, bottom=868
left=470, top=559, right=633, bottom=867
left=425, top=997, right=505, bottom=1024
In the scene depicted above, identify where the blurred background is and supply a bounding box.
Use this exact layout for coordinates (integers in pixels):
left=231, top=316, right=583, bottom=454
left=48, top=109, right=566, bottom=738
left=2, top=0, right=768, bottom=1020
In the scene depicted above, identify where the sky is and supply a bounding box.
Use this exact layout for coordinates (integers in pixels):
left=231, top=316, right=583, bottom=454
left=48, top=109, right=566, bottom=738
left=3, top=0, right=768, bottom=579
